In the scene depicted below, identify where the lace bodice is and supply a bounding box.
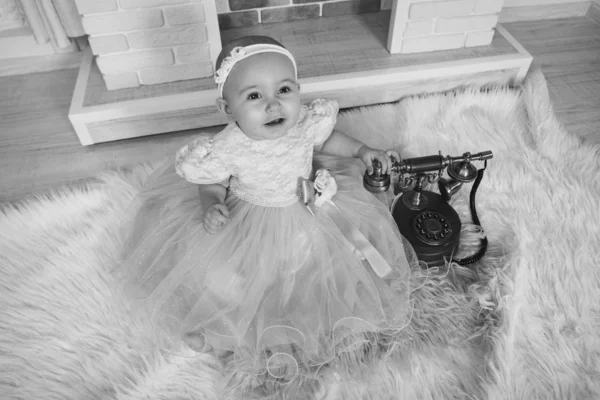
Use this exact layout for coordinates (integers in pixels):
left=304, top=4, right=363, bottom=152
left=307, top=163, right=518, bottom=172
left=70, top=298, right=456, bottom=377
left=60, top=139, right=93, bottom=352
left=175, top=99, right=339, bottom=206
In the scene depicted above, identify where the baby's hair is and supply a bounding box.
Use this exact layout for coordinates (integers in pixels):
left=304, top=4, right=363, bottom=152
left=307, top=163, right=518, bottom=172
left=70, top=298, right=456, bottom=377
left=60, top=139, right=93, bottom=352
left=216, top=35, right=288, bottom=71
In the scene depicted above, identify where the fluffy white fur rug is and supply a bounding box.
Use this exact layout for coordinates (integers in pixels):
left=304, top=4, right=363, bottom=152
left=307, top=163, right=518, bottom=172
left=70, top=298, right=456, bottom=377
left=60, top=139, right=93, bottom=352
left=1, top=69, right=599, bottom=400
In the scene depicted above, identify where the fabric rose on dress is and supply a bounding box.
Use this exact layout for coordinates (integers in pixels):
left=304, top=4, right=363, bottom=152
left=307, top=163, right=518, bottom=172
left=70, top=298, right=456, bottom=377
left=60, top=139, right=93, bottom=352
left=308, top=98, right=334, bottom=117
left=314, top=169, right=337, bottom=207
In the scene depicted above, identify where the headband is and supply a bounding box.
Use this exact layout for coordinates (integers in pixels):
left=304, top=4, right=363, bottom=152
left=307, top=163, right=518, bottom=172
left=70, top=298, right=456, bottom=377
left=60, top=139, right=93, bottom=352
left=214, top=43, right=298, bottom=97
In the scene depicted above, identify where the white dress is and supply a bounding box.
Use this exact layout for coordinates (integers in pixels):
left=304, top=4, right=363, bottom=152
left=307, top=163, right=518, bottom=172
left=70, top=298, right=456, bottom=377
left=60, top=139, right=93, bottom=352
left=117, top=99, right=418, bottom=385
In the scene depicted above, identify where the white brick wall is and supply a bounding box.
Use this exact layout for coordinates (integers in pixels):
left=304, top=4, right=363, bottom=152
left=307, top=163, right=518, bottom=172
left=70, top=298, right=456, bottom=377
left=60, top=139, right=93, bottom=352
left=119, top=0, right=189, bottom=10
left=75, top=0, right=222, bottom=90
left=465, top=29, right=495, bottom=47
left=82, top=9, right=164, bottom=35
left=401, top=33, right=465, bottom=53
left=474, top=0, right=503, bottom=14
left=103, top=71, right=140, bottom=90
left=165, top=4, right=206, bottom=25
left=88, top=34, right=129, bottom=54
left=74, top=0, right=118, bottom=15
left=96, top=48, right=174, bottom=73
left=175, top=43, right=210, bottom=63
left=127, top=25, right=207, bottom=48
left=435, top=15, right=499, bottom=34
left=388, top=0, right=504, bottom=54
left=404, top=20, right=434, bottom=37
left=409, top=1, right=478, bottom=19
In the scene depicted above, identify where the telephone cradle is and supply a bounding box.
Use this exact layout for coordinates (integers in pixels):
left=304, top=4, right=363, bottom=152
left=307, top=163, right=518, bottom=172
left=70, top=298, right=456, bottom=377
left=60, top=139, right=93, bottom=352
left=363, top=151, right=493, bottom=268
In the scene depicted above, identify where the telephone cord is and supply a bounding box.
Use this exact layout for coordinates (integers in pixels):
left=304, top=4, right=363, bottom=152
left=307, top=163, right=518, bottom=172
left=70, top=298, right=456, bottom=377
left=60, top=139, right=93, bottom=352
left=453, top=163, right=488, bottom=265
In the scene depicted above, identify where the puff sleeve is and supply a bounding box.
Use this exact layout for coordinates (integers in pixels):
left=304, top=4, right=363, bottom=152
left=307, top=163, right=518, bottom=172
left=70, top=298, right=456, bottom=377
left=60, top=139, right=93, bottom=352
left=175, top=136, right=231, bottom=184
left=307, top=99, right=339, bottom=146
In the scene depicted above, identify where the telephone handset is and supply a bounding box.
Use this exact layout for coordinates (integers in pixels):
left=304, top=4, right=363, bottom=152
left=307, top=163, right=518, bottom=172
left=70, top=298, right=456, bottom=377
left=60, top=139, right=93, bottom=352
left=363, top=151, right=493, bottom=267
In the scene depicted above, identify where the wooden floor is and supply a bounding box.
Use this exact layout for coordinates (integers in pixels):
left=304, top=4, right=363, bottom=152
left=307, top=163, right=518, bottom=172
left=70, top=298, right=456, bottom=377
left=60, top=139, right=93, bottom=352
left=1, top=15, right=599, bottom=205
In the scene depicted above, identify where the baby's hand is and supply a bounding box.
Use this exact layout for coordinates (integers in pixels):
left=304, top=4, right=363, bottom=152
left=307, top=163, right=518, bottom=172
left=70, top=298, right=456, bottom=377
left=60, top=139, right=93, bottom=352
left=203, top=203, right=230, bottom=234
left=357, top=145, right=400, bottom=175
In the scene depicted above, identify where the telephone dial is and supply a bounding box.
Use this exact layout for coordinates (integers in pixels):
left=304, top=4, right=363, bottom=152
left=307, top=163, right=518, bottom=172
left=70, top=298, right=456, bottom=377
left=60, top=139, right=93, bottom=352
left=363, top=150, right=493, bottom=267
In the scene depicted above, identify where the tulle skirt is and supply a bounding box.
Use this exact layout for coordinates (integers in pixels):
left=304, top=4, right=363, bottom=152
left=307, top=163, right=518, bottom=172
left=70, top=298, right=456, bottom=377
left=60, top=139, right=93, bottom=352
left=116, top=152, right=419, bottom=386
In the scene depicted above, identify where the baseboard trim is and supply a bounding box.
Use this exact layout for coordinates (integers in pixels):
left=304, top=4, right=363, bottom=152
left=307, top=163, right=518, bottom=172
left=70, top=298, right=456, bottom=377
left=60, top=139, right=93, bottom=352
left=0, top=52, right=83, bottom=78
left=500, top=1, right=591, bottom=23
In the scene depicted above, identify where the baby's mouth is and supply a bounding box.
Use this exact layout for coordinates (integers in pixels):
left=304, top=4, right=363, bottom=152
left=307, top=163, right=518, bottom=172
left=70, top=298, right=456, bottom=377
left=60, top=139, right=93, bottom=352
left=265, top=117, right=285, bottom=127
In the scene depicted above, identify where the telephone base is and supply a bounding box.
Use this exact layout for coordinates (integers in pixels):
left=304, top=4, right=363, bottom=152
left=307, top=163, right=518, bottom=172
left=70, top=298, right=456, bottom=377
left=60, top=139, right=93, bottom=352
left=391, top=190, right=461, bottom=268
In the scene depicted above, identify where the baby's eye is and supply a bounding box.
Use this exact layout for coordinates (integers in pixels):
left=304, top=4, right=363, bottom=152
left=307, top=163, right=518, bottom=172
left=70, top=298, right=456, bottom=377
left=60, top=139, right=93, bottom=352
left=247, top=92, right=260, bottom=100
left=279, top=86, right=292, bottom=94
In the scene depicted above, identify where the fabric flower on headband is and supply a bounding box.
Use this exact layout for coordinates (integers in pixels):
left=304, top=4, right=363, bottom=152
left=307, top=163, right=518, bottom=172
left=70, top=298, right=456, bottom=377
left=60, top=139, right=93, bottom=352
left=214, top=46, right=247, bottom=85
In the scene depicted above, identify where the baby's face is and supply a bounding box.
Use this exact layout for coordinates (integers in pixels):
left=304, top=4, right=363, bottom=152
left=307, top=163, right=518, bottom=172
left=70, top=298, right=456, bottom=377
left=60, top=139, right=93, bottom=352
left=221, top=52, right=301, bottom=140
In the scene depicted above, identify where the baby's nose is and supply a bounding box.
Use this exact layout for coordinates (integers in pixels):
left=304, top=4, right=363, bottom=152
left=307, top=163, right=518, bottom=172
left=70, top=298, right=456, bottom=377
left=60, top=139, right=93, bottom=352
left=266, top=98, right=281, bottom=112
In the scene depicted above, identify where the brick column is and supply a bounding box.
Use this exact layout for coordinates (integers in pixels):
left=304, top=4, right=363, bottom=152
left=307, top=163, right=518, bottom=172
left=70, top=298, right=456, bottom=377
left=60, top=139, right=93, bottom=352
left=387, top=0, right=504, bottom=54
left=75, top=0, right=222, bottom=90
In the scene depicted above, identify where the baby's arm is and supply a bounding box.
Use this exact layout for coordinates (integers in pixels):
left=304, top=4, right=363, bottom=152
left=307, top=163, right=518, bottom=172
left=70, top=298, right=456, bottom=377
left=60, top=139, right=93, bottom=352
left=198, top=180, right=229, bottom=234
left=316, top=129, right=363, bottom=157
left=317, top=130, right=397, bottom=175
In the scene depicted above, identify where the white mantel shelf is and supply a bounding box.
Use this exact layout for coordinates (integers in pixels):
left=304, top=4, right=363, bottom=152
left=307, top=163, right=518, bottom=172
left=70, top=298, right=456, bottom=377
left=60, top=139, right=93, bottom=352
left=68, top=12, right=532, bottom=146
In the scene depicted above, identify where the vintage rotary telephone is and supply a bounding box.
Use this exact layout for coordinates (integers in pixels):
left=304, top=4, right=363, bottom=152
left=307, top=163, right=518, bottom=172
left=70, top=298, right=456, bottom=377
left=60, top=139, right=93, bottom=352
left=363, top=151, right=493, bottom=267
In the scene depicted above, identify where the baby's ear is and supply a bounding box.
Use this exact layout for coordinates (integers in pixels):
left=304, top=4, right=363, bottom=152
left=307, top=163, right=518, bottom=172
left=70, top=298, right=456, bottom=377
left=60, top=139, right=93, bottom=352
left=216, top=97, right=231, bottom=115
